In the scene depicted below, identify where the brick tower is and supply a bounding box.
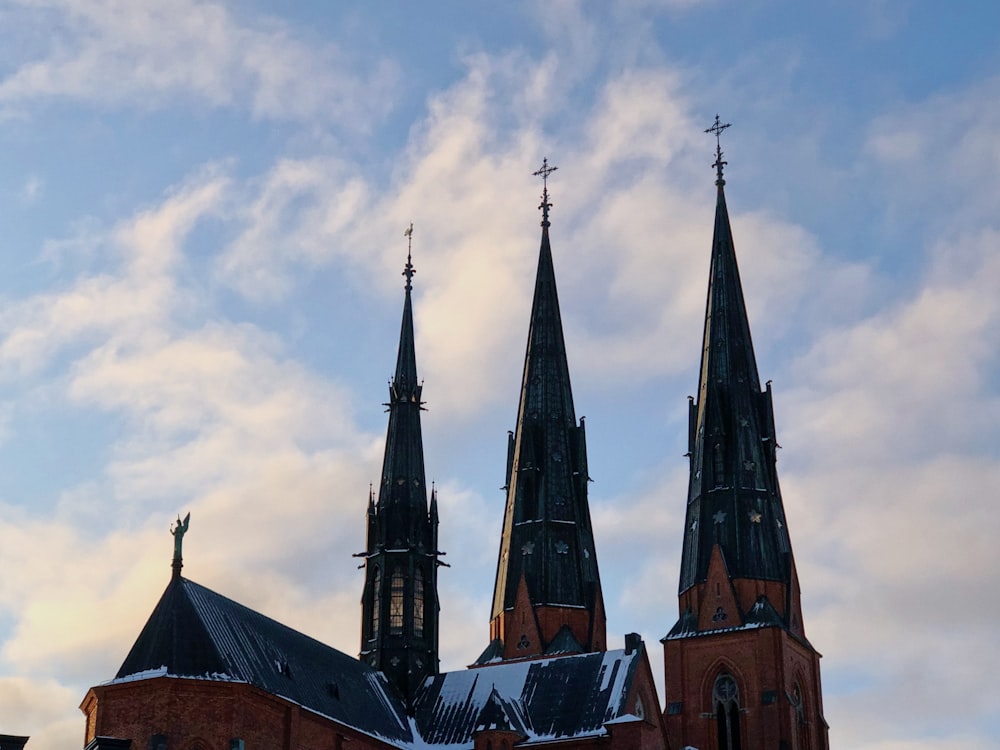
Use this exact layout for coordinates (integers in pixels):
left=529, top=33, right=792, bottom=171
left=486, top=161, right=606, bottom=662
left=359, top=229, right=441, bottom=707
left=662, top=121, right=829, bottom=750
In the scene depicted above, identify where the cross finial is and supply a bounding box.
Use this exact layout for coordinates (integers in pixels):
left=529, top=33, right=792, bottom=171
left=402, top=223, right=415, bottom=291
left=704, top=114, right=732, bottom=186
left=533, top=158, right=558, bottom=227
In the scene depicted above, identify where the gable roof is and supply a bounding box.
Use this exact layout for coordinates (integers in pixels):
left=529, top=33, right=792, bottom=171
left=114, top=576, right=413, bottom=746
left=413, top=648, right=642, bottom=747
left=110, top=576, right=652, bottom=749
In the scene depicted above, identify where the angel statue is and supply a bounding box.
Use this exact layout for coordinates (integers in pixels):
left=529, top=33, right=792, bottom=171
left=171, top=512, right=191, bottom=561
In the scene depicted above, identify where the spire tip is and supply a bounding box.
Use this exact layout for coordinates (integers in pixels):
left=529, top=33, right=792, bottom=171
left=532, top=158, right=558, bottom=227
left=403, top=223, right=415, bottom=291
left=704, top=115, right=732, bottom=186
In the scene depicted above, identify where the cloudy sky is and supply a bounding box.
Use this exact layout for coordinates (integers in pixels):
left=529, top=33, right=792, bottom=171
left=0, top=1, right=998, bottom=748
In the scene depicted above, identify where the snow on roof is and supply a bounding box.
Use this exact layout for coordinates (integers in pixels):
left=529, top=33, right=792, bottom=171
left=413, top=648, right=642, bottom=747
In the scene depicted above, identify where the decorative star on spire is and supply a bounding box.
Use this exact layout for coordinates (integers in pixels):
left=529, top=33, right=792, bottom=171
left=402, top=222, right=415, bottom=291
left=532, top=158, right=558, bottom=227
left=704, top=114, right=732, bottom=186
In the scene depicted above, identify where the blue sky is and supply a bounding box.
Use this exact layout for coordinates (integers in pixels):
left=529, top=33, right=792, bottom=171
left=0, top=1, right=998, bottom=748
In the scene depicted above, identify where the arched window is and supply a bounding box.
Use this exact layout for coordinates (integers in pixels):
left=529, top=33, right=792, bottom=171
left=371, top=566, right=381, bottom=638
left=713, top=673, right=742, bottom=750
left=414, top=567, right=425, bottom=638
left=792, top=683, right=809, bottom=749
left=389, top=568, right=404, bottom=634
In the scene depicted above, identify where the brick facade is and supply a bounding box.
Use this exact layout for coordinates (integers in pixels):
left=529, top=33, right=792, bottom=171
left=81, top=677, right=395, bottom=750
left=663, top=625, right=827, bottom=750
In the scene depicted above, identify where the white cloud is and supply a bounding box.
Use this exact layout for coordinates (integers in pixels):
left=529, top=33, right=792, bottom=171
left=0, top=169, right=227, bottom=377
left=866, top=74, right=1000, bottom=232
left=0, top=8, right=997, bottom=750
left=0, top=0, right=398, bottom=125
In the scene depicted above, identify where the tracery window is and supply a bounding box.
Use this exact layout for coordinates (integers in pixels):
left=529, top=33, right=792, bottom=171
left=389, top=567, right=405, bottom=634
left=414, top=567, right=425, bottom=637
left=713, top=673, right=742, bottom=750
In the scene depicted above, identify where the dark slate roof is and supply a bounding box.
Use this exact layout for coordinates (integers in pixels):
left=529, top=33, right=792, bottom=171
left=474, top=688, right=529, bottom=737
left=114, top=576, right=413, bottom=746
left=491, top=220, right=603, bottom=626
left=544, top=624, right=585, bottom=656
left=664, top=608, right=698, bottom=639
left=743, top=595, right=784, bottom=627
left=679, top=175, right=794, bottom=595
left=663, top=597, right=786, bottom=641
left=413, top=648, right=641, bottom=746
left=473, top=639, right=505, bottom=666
left=0, top=735, right=30, bottom=750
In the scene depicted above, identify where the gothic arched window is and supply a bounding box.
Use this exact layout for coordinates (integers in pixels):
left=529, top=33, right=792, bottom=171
left=371, top=566, right=382, bottom=638
left=390, top=568, right=404, bottom=634
left=792, top=683, right=809, bottom=749
left=414, top=567, right=425, bottom=637
left=713, top=673, right=742, bottom=750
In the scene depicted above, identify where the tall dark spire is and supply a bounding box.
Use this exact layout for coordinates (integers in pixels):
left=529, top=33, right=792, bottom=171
left=488, top=162, right=605, bottom=661
left=663, top=121, right=827, bottom=750
left=678, top=121, right=795, bottom=607
left=360, top=226, right=440, bottom=708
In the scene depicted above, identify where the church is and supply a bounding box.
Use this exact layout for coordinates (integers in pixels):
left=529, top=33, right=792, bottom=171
left=76, top=128, right=830, bottom=750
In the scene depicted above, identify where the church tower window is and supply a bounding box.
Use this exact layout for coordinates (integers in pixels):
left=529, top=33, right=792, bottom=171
left=389, top=568, right=404, bottom=634
left=713, top=673, right=742, bottom=750
left=371, top=566, right=381, bottom=638
left=414, top=567, right=425, bottom=637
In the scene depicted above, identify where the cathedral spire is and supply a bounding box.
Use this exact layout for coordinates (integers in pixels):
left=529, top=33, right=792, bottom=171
left=488, top=162, right=605, bottom=661
left=359, top=226, right=440, bottom=708
left=663, top=119, right=828, bottom=750
left=678, top=121, right=794, bottom=599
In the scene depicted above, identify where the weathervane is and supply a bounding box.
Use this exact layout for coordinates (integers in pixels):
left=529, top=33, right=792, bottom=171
left=532, top=158, right=558, bottom=227
left=403, top=222, right=415, bottom=291
left=704, top=114, right=732, bottom=185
